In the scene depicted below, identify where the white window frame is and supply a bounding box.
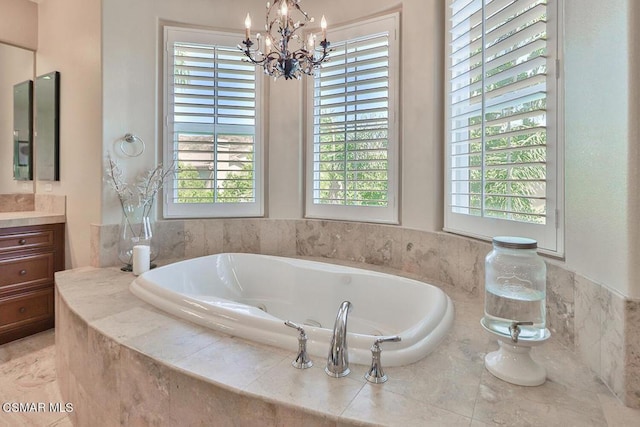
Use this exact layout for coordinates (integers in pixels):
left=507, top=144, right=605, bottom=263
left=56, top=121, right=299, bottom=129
left=163, top=26, right=264, bottom=219
left=305, top=13, right=400, bottom=224
left=444, top=1, right=564, bottom=255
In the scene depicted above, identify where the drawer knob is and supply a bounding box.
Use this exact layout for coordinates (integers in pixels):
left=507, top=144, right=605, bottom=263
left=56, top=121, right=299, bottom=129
left=19, top=307, right=26, bottom=314
left=19, top=269, right=27, bottom=276
left=18, top=239, right=27, bottom=245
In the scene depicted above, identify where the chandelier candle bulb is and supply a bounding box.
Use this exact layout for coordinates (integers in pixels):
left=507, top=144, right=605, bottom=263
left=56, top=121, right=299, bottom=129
left=308, top=33, right=314, bottom=51
left=321, top=15, right=327, bottom=39
left=245, top=13, right=251, bottom=39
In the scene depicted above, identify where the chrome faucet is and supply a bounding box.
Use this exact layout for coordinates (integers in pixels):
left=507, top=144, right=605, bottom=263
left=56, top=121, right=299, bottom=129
left=325, top=301, right=352, bottom=378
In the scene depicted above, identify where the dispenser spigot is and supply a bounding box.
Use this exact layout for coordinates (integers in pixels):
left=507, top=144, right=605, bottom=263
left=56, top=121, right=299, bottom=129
left=508, top=321, right=533, bottom=343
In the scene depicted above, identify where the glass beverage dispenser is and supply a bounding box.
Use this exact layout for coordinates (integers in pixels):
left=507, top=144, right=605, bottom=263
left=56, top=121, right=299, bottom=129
left=483, top=236, right=547, bottom=341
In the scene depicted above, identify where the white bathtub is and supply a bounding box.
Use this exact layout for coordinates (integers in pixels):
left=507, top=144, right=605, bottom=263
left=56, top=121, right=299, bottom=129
left=130, top=253, right=454, bottom=366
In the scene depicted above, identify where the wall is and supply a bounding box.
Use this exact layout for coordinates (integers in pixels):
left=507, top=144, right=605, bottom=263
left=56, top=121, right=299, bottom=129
left=0, top=44, right=34, bottom=194
left=101, top=0, right=444, bottom=231
left=629, top=0, right=640, bottom=302
left=101, top=0, right=265, bottom=224
left=36, top=0, right=102, bottom=268
left=563, top=0, right=640, bottom=299
left=0, top=0, right=36, bottom=195
left=100, top=0, right=639, bottom=299
left=0, top=0, right=37, bottom=50
left=95, top=0, right=640, bottom=407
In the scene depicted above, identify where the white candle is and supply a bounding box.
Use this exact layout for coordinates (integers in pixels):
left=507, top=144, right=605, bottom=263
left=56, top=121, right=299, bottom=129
left=308, top=33, right=315, bottom=51
left=321, top=15, right=327, bottom=40
left=133, top=245, right=150, bottom=276
left=245, top=13, right=251, bottom=39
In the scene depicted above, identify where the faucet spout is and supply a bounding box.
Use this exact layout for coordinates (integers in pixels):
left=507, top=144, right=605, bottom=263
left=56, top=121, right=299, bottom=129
left=325, top=300, right=352, bottom=378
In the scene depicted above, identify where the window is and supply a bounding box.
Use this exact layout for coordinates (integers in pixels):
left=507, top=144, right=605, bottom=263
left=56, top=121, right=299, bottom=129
left=163, top=27, right=263, bottom=218
left=305, top=13, right=399, bottom=224
left=445, top=0, right=563, bottom=253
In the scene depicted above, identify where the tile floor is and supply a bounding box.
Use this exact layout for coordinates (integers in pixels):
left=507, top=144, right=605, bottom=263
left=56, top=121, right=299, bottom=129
left=0, top=330, right=71, bottom=427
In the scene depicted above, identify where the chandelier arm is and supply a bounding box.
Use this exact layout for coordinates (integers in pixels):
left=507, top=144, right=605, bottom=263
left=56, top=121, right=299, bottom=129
left=310, top=40, right=331, bottom=60
left=293, top=1, right=310, bottom=21
left=241, top=38, right=284, bottom=65
left=266, top=1, right=277, bottom=24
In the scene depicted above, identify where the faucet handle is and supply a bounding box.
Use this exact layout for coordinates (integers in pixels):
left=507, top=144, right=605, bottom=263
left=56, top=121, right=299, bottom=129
left=365, top=335, right=402, bottom=384
left=285, top=320, right=306, bottom=335
left=284, top=321, right=313, bottom=369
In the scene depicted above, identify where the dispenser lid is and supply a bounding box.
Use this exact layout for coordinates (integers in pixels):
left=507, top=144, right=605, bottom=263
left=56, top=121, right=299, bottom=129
left=492, top=236, right=538, bottom=249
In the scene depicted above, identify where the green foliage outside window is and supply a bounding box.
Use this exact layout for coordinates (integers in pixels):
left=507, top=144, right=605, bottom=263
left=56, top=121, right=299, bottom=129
left=316, top=115, right=389, bottom=206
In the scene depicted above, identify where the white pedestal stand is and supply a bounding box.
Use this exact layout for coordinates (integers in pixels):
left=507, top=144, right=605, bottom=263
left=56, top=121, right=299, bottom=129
left=481, top=319, right=550, bottom=387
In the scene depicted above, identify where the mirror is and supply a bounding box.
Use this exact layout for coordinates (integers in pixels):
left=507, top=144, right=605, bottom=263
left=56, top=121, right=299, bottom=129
left=0, top=43, right=35, bottom=193
left=35, top=71, right=60, bottom=181
left=13, top=80, right=33, bottom=180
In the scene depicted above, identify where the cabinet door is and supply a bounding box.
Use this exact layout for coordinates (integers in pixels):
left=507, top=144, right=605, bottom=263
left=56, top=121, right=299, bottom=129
left=0, top=288, right=54, bottom=336
left=0, top=253, right=54, bottom=293
left=0, top=229, right=55, bottom=253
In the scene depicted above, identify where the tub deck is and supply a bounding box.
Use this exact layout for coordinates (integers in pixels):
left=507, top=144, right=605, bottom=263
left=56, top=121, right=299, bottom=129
left=52, top=259, right=634, bottom=427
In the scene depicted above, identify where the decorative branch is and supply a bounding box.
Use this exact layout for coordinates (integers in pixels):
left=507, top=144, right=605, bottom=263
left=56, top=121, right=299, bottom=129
left=105, top=155, right=174, bottom=225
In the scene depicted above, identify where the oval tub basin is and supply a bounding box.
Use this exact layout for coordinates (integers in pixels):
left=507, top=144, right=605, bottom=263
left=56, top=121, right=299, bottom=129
left=130, top=253, right=454, bottom=366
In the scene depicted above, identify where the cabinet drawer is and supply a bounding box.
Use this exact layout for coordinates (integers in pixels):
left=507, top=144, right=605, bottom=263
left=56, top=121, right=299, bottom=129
left=0, top=289, right=54, bottom=331
left=0, top=229, right=55, bottom=253
left=0, top=253, right=54, bottom=289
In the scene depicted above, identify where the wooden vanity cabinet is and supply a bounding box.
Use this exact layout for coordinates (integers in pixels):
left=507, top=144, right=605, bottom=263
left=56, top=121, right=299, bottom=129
left=0, top=223, right=64, bottom=344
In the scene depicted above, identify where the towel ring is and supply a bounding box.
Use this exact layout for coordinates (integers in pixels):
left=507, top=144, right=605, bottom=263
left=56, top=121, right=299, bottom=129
left=119, top=133, right=145, bottom=157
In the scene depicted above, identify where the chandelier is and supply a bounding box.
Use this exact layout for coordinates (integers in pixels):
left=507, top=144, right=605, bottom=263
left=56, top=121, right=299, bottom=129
left=239, top=0, right=331, bottom=80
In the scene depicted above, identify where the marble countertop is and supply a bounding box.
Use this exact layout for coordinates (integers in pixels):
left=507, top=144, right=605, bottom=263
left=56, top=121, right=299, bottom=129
left=0, top=211, right=66, bottom=228
left=54, top=259, right=639, bottom=426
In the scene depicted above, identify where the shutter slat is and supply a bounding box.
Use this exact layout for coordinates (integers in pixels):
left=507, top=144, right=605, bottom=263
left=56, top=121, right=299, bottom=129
left=486, top=37, right=546, bottom=70
left=485, top=55, right=546, bottom=88
left=485, top=20, right=546, bottom=61
left=318, top=66, right=389, bottom=85
left=318, top=76, right=389, bottom=94
left=485, top=3, right=547, bottom=46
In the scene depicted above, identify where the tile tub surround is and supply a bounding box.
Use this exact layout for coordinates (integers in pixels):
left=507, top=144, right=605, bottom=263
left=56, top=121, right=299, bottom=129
left=55, top=264, right=640, bottom=426
left=91, top=218, right=640, bottom=408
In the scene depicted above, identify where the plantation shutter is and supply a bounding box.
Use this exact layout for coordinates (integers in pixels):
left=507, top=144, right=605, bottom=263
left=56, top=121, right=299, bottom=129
left=306, top=13, right=399, bottom=224
left=445, top=0, right=562, bottom=253
left=164, top=27, right=263, bottom=218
